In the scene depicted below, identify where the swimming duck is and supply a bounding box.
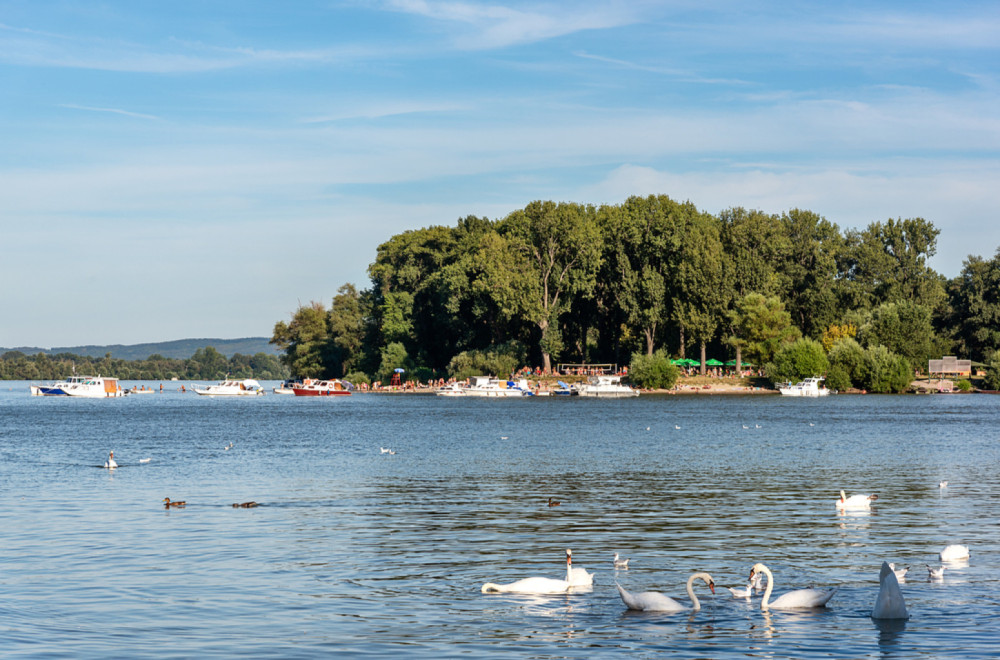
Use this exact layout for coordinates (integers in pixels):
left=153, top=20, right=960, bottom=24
left=163, top=497, right=186, bottom=508
left=548, top=497, right=560, bottom=507
left=232, top=502, right=258, bottom=508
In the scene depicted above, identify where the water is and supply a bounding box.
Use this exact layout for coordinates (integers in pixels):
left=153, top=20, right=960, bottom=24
left=1, top=383, right=998, bottom=658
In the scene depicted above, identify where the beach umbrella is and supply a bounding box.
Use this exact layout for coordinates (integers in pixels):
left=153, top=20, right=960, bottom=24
left=681, top=358, right=700, bottom=366
left=705, top=359, right=724, bottom=366
left=394, top=368, right=405, bottom=373
left=724, top=359, right=753, bottom=367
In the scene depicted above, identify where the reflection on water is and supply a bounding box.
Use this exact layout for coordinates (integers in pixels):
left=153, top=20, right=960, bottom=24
left=0, top=385, right=999, bottom=658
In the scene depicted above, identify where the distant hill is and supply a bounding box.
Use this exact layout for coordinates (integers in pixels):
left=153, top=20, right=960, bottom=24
left=1, top=338, right=280, bottom=361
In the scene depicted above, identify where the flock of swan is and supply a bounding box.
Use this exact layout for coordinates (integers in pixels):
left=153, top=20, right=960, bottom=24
left=482, top=490, right=971, bottom=622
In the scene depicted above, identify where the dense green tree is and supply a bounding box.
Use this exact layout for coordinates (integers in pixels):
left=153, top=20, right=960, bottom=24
left=673, top=212, right=725, bottom=371
left=839, top=217, right=945, bottom=311
left=767, top=338, right=829, bottom=384
left=827, top=338, right=866, bottom=388
left=495, top=201, right=602, bottom=372
left=327, top=283, right=367, bottom=376
left=861, top=345, right=913, bottom=393
left=270, top=301, right=332, bottom=378
left=983, top=349, right=1000, bottom=390
left=858, top=301, right=936, bottom=367
left=778, top=209, right=842, bottom=338
left=187, top=346, right=230, bottom=379
left=947, top=249, right=1000, bottom=361
left=728, top=293, right=801, bottom=367
left=446, top=341, right=527, bottom=380
left=720, top=207, right=790, bottom=299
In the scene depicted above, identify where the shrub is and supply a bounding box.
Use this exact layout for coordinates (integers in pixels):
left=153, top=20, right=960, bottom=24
left=767, top=338, right=829, bottom=384
left=984, top=349, right=1000, bottom=390
left=629, top=350, right=679, bottom=390
left=955, top=379, right=972, bottom=392
left=861, top=345, right=913, bottom=393
left=828, top=338, right=865, bottom=388
left=824, top=364, right=852, bottom=392
left=447, top=341, right=527, bottom=381
left=342, top=370, right=370, bottom=386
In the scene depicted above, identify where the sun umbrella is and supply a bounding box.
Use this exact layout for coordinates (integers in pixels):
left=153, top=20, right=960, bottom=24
left=705, top=359, right=724, bottom=366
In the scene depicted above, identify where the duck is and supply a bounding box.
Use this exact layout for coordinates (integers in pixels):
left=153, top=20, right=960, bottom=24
left=836, top=489, right=878, bottom=510
left=872, top=561, right=909, bottom=620
left=482, top=549, right=591, bottom=594
left=104, top=451, right=118, bottom=469
left=616, top=572, right=715, bottom=612
left=613, top=553, right=630, bottom=569
left=749, top=563, right=837, bottom=609
left=547, top=497, right=560, bottom=507
left=926, top=564, right=945, bottom=579
left=162, top=497, right=186, bottom=508
left=939, top=544, right=970, bottom=561
left=888, top=563, right=909, bottom=581
left=232, top=501, right=258, bottom=508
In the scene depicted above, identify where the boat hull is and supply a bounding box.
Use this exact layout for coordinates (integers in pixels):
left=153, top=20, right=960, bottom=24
left=292, top=388, right=351, bottom=396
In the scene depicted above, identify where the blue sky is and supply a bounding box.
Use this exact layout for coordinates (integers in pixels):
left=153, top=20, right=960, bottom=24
left=2, top=1, right=998, bottom=348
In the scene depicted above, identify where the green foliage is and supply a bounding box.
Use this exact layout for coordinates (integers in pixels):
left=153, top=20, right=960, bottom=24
left=377, top=342, right=410, bottom=382
left=271, top=301, right=333, bottom=378
left=983, top=349, right=1000, bottom=390
left=446, top=342, right=527, bottom=380
left=767, top=338, right=829, bottom=384
left=827, top=338, right=866, bottom=388
left=859, top=300, right=935, bottom=365
left=0, top=348, right=287, bottom=380
left=824, top=364, right=852, bottom=391
left=628, top=350, right=679, bottom=390
left=729, top=293, right=801, bottom=366
left=342, top=370, right=370, bottom=386
left=955, top=379, right=972, bottom=392
left=948, top=249, right=1000, bottom=361
left=861, top=345, right=913, bottom=393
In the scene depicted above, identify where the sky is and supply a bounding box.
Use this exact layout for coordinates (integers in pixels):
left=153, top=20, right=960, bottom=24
left=2, top=1, right=999, bottom=348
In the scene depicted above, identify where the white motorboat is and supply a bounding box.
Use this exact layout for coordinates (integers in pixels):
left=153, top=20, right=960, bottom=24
left=192, top=378, right=265, bottom=396
left=30, top=375, right=124, bottom=398
left=272, top=379, right=299, bottom=394
left=436, top=376, right=531, bottom=397
left=575, top=374, right=639, bottom=398
left=778, top=377, right=830, bottom=397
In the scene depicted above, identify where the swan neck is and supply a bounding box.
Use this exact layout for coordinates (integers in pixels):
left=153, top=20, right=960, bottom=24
left=685, top=573, right=700, bottom=610
left=758, top=565, right=774, bottom=609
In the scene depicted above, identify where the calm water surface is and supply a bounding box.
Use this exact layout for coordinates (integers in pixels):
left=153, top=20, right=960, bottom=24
left=1, top=383, right=999, bottom=658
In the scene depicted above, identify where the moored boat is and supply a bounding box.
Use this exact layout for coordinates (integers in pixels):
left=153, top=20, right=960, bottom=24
left=436, top=376, right=532, bottom=397
left=30, top=375, right=124, bottom=398
left=778, top=377, right=830, bottom=397
left=575, top=374, right=639, bottom=398
left=292, top=378, right=353, bottom=396
left=192, top=378, right=265, bottom=396
left=272, top=379, right=300, bottom=394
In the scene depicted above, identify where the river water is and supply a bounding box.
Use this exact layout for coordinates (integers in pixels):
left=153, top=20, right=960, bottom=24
left=1, top=382, right=998, bottom=658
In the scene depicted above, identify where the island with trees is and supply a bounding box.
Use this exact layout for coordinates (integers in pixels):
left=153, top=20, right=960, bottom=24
left=269, top=195, right=1000, bottom=394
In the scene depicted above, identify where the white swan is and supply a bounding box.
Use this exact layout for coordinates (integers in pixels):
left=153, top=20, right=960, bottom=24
left=872, top=561, right=909, bottom=620
left=749, top=563, right=837, bottom=609
left=888, top=563, right=909, bottom=581
left=939, top=544, right=969, bottom=561
left=926, top=564, right=945, bottom=579
left=104, top=451, right=118, bottom=469
left=728, top=583, right=752, bottom=599
left=482, top=549, right=591, bottom=594
left=616, top=572, right=715, bottom=612
left=380, top=447, right=395, bottom=455
left=939, top=481, right=948, bottom=488
left=613, top=553, right=630, bottom=569
left=836, top=489, right=878, bottom=510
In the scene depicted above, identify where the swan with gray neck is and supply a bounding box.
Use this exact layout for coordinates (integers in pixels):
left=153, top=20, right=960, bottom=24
left=616, top=572, right=715, bottom=611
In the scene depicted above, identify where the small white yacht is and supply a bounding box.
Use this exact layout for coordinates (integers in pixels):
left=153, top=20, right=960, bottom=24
left=30, top=375, right=124, bottom=398
left=192, top=378, right=265, bottom=396
left=575, top=375, right=639, bottom=398
left=436, top=376, right=531, bottom=397
left=778, top=377, right=830, bottom=397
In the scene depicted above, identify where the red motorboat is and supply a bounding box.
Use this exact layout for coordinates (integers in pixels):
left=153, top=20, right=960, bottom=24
left=291, top=378, right=353, bottom=396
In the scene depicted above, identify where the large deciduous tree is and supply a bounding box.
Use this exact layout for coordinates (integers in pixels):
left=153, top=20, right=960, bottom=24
left=947, top=249, right=1000, bottom=361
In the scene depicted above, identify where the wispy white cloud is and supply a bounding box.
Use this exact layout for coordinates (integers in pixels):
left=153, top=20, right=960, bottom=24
left=60, top=104, right=161, bottom=120
left=382, top=0, right=642, bottom=49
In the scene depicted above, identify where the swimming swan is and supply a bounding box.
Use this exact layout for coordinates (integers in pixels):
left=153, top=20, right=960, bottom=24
left=836, top=490, right=878, bottom=510
left=939, top=544, right=970, bottom=561
left=482, top=549, right=592, bottom=594
left=104, top=451, right=118, bottom=469
left=749, top=563, right=837, bottom=609
left=616, top=572, right=715, bottom=611
left=872, top=561, right=909, bottom=620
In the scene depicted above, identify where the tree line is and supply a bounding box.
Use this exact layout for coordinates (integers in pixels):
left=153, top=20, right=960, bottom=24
left=270, top=195, right=1000, bottom=393
left=0, top=347, right=288, bottom=381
